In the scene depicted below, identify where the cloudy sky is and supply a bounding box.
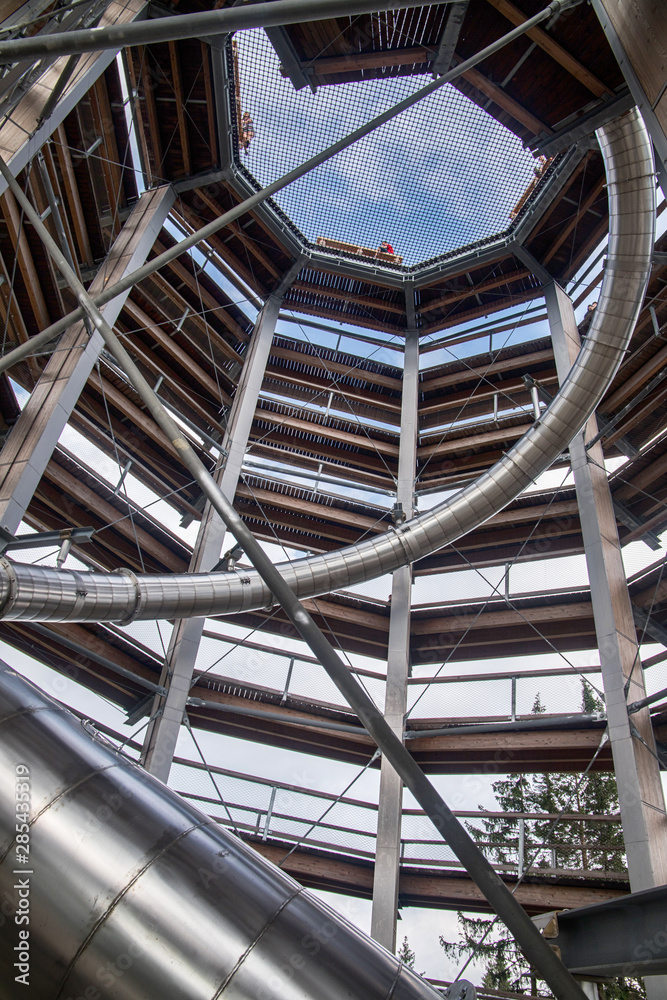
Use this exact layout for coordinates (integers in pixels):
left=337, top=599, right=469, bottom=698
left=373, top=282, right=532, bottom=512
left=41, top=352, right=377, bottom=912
left=236, top=29, right=539, bottom=266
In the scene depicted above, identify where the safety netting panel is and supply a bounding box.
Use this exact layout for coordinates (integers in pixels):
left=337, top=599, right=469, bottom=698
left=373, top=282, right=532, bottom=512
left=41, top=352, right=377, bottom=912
left=232, top=29, right=540, bottom=267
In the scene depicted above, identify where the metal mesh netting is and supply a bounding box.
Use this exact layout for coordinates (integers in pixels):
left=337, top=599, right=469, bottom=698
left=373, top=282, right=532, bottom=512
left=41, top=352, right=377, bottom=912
left=232, top=30, right=540, bottom=267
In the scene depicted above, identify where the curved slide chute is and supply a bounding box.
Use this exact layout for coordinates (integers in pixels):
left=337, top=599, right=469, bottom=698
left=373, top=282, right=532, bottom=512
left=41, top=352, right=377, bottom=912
left=0, top=662, right=444, bottom=1000
left=0, top=113, right=655, bottom=630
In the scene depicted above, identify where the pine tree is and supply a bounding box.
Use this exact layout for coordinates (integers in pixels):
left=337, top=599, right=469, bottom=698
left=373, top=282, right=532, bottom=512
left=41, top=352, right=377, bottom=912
left=439, top=686, right=645, bottom=998
left=398, top=935, right=416, bottom=969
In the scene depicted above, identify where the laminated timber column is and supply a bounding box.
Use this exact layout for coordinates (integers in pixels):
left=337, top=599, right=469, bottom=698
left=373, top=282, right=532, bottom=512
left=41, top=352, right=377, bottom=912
left=546, top=283, right=667, bottom=885
left=0, top=185, right=174, bottom=535
left=142, top=261, right=304, bottom=782
left=370, top=289, right=419, bottom=952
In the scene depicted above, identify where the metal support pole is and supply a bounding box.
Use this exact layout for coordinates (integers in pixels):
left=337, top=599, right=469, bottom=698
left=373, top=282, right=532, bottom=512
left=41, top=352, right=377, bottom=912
left=0, top=185, right=173, bottom=534
left=546, top=281, right=667, bottom=1000
left=0, top=0, right=451, bottom=60
left=0, top=155, right=588, bottom=1000
left=0, top=0, right=578, bottom=378
left=142, top=263, right=303, bottom=781
left=370, top=291, right=419, bottom=952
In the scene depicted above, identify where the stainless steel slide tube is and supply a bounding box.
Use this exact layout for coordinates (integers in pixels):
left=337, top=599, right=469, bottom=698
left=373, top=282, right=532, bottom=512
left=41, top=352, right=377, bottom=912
left=0, top=109, right=655, bottom=625
left=0, top=661, right=443, bottom=1000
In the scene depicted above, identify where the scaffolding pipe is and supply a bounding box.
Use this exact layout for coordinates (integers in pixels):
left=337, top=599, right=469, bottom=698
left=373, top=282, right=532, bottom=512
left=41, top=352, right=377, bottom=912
left=0, top=128, right=593, bottom=1000
left=0, top=0, right=580, bottom=377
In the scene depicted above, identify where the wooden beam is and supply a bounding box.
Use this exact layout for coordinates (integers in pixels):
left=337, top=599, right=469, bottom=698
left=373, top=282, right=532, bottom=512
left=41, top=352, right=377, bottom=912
left=263, top=364, right=402, bottom=418
left=1, top=187, right=51, bottom=331
left=137, top=46, right=164, bottom=182
left=302, top=46, right=433, bottom=77
left=457, top=61, right=552, bottom=136
left=42, top=458, right=187, bottom=571
left=421, top=347, right=553, bottom=392
left=253, top=406, right=399, bottom=456
left=168, top=41, right=192, bottom=177
left=92, top=77, right=125, bottom=237
left=421, top=289, right=543, bottom=335
left=419, top=268, right=532, bottom=314
left=200, top=42, right=218, bottom=164
left=292, top=280, right=405, bottom=315
left=194, top=188, right=281, bottom=279
left=284, top=298, right=406, bottom=336
left=123, top=297, right=230, bottom=405
left=254, top=840, right=626, bottom=914
left=543, top=177, right=607, bottom=264
left=485, top=0, right=613, bottom=98
left=269, top=344, right=401, bottom=391
left=153, top=238, right=248, bottom=352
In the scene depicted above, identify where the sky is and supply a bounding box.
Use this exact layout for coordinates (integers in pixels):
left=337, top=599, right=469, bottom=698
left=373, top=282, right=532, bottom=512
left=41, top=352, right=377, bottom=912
left=235, top=29, right=539, bottom=266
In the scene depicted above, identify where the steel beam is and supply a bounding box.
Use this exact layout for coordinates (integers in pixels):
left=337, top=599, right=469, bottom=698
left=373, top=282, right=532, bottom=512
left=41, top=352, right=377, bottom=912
left=0, top=185, right=173, bottom=534
left=265, top=25, right=313, bottom=91
left=0, top=0, right=457, bottom=60
left=0, top=146, right=590, bottom=1000
left=546, top=280, right=667, bottom=999
left=528, top=88, right=634, bottom=158
left=541, top=885, right=667, bottom=979
left=142, top=260, right=304, bottom=782
left=370, top=290, right=419, bottom=951
left=431, top=1, right=469, bottom=76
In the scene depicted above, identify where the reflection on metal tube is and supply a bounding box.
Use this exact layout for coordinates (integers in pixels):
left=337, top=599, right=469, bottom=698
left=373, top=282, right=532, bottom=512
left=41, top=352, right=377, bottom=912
left=0, top=110, right=655, bottom=626
left=0, top=662, right=442, bottom=1000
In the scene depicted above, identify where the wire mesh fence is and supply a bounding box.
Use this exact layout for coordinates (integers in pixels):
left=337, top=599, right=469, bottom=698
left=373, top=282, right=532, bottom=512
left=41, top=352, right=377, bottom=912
left=231, top=29, right=541, bottom=267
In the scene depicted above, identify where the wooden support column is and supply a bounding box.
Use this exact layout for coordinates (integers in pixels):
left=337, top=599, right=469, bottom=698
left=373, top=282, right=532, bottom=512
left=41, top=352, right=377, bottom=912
left=546, top=282, right=667, bottom=927
left=142, top=260, right=305, bottom=783
left=592, top=0, right=667, bottom=182
left=370, top=287, right=419, bottom=952
left=0, top=185, right=174, bottom=534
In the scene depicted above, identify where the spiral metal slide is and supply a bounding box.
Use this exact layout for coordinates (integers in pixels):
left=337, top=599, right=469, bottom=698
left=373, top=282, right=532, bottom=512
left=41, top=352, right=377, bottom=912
left=0, top=661, right=447, bottom=999
left=0, top=111, right=655, bottom=627
left=0, top=109, right=656, bottom=999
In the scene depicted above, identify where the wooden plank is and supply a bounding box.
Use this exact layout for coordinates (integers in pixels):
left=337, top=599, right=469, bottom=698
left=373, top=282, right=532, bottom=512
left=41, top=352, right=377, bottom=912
left=137, top=45, right=164, bottom=182
left=418, top=421, right=531, bottom=458
left=124, top=51, right=154, bottom=185
left=419, top=268, right=531, bottom=314
left=148, top=255, right=246, bottom=359
left=412, top=601, right=593, bottom=634
left=543, top=176, right=606, bottom=265
left=1, top=187, right=51, bottom=330
left=292, top=280, right=405, bottom=315
left=254, top=407, right=399, bottom=456
left=53, top=123, right=93, bottom=267
left=92, top=76, right=125, bottom=236
left=458, top=63, right=552, bottom=136
left=122, top=298, right=230, bottom=406
left=43, top=458, right=186, bottom=571
left=303, top=46, right=432, bottom=77
left=263, top=363, right=401, bottom=415
left=421, top=289, right=542, bottom=335
left=284, top=298, right=406, bottom=336
left=200, top=42, right=218, bottom=164
left=168, top=41, right=192, bottom=177
left=42, top=142, right=81, bottom=277
left=194, top=188, right=280, bottom=279
left=485, top=0, right=612, bottom=97
left=268, top=344, right=402, bottom=390
left=597, top=0, right=667, bottom=105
